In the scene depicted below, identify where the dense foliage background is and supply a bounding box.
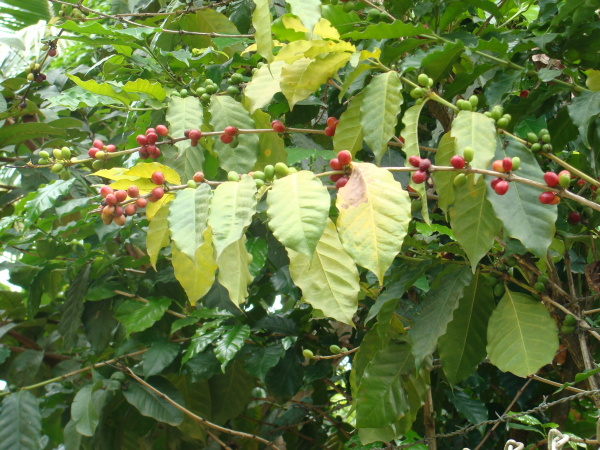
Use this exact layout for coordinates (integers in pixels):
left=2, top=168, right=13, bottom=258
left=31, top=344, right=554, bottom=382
left=0, top=0, right=599, bottom=448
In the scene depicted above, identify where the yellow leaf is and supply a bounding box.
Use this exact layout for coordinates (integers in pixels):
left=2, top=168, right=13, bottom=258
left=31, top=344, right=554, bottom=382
left=109, top=178, right=156, bottom=193
left=146, top=194, right=173, bottom=221
left=217, top=236, right=254, bottom=308
left=124, top=162, right=181, bottom=185
left=282, top=15, right=308, bottom=33
left=313, top=18, right=340, bottom=40
left=147, top=202, right=170, bottom=270
left=90, top=168, right=134, bottom=181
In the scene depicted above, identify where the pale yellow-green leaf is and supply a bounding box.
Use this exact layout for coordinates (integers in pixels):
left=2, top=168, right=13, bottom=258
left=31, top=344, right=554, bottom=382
left=336, top=162, right=411, bottom=284
left=253, top=109, right=287, bottom=168
left=313, top=18, right=340, bottom=39
left=90, top=168, right=134, bottom=181
left=243, top=60, right=285, bottom=112
left=333, top=91, right=363, bottom=156
left=109, top=178, right=156, bottom=193
left=303, top=41, right=355, bottom=59
left=430, top=133, right=457, bottom=214
left=281, top=53, right=351, bottom=109
left=66, top=74, right=133, bottom=105
left=274, top=40, right=315, bottom=63
left=166, top=97, right=204, bottom=156
left=124, top=162, right=181, bottom=185
left=287, top=0, right=321, bottom=34
left=217, top=236, right=254, bottom=308
left=147, top=202, right=170, bottom=270
left=281, top=14, right=308, bottom=33
left=207, top=177, right=257, bottom=258
left=288, top=219, right=359, bottom=326
left=487, top=290, right=558, bottom=378
left=122, top=79, right=166, bottom=101
left=172, top=229, right=217, bottom=306
left=252, top=0, right=273, bottom=63
left=266, top=170, right=330, bottom=257
left=146, top=194, right=173, bottom=221
left=241, top=40, right=283, bottom=56
left=586, top=69, right=600, bottom=91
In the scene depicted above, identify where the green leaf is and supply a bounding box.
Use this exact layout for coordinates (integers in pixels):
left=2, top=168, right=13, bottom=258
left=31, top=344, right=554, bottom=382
left=336, top=162, right=411, bottom=284
left=450, top=111, right=497, bottom=182
left=143, top=339, right=180, bottom=377
left=147, top=202, right=170, bottom=270
left=401, top=100, right=429, bottom=223
left=265, top=350, right=304, bottom=401
left=164, top=143, right=205, bottom=184
left=448, top=390, right=488, bottom=425
left=168, top=185, right=211, bottom=261
left=172, top=229, right=218, bottom=306
left=438, top=272, right=495, bottom=384
left=280, top=54, right=351, bottom=109
left=449, top=176, right=501, bottom=271
left=208, top=177, right=257, bottom=257
left=217, top=236, right=254, bottom=307
left=240, top=344, right=286, bottom=381
left=24, top=179, right=75, bottom=226
left=71, top=384, right=109, bottom=436
left=266, top=170, right=330, bottom=256
left=486, top=141, right=556, bottom=259
left=253, top=109, right=288, bottom=168
left=166, top=96, right=204, bottom=156
left=355, top=339, right=414, bottom=428
left=179, top=9, right=240, bottom=48
left=209, top=361, right=254, bottom=424
left=122, top=78, right=166, bottom=101
left=252, top=0, right=273, bottom=62
left=287, top=0, right=321, bottom=34
left=586, top=69, right=600, bottom=91
left=115, top=297, right=171, bottom=336
left=567, top=90, right=600, bottom=145
left=214, top=324, right=251, bottom=370
left=0, top=391, right=41, bottom=450
left=66, top=74, right=133, bottom=105
left=123, top=378, right=184, bottom=426
left=288, top=219, right=359, bottom=325
left=342, top=21, right=429, bottom=40
left=333, top=91, right=363, bottom=156
left=209, top=96, right=259, bottom=173
left=487, top=290, right=559, bottom=377
left=421, top=41, right=465, bottom=82
left=360, top=71, right=403, bottom=163
left=58, top=265, right=90, bottom=352
left=430, top=133, right=457, bottom=214
left=244, top=60, right=285, bottom=112
left=63, top=420, right=82, bottom=450
left=0, top=123, right=66, bottom=147
left=410, top=265, right=472, bottom=366
left=246, top=237, right=268, bottom=277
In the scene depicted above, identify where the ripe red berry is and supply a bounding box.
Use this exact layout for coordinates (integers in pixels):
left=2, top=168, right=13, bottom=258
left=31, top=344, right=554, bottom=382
left=544, top=172, right=559, bottom=187
left=114, top=206, right=124, bottom=217
left=490, top=178, right=502, bottom=190
left=93, top=139, right=104, bottom=150
left=519, top=90, right=530, bottom=98
left=327, top=117, right=338, bottom=128
left=494, top=180, right=509, bottom=195
left=136, top=197, right=148, bottom=208
left=329, top=158, right=343, bottom=171
left=149, top=187, right=164, bottom=202
left=539, top=191, right=556, bottom=204
left=568, top=211, right=581, bottom=224
left=151, top=171, right=165, bottom=185
left=136, top=135, right=148, bottom=146
left=88, top=148, right=98, bottom=158
left=146, top=132, right=158, bottom=144
left=335, top=176, right=348, bottom=189
left=125, top=204, right=137, bottom=216
left=577, top=179, right=586, bottom=188
left=115, top=190, right=127, bottom=202
left=139, top=147, right=149, bottom=159
left=330, top=173, right=343, bottom=182
left=105, top=193, right=117, bottom=206
left=324, top=126, right=335, bottom=137
left=418, top=158, right=431, bottom=171
left=271, top=120, right=285, bottom=133
left=337, top=150, right=352, bottom=166
left=224, top=126, right=238, bottom=136
left=100, top=185, right=114, bottom=198
left=220, top=134, right=234, bottom=144
left=450, top=155, right=465, bottom=169
left=408, top=155, right=421, bottom=167
left=492, top=160, right=505, bottom=173
left=146, top=127, right=156, bottom=136
left=127, top=186, right=139, bottom=198
left=412, top=170, right=427, bottom=184
left=146, top=145, right=158, bottom=158
left=156, top=124, right=169, bottom=136
left=193, top=171, right=205, bottom=183
left=188, top=129, right=201, bottom=140
left=105, top=144, right=116, bottom=153
left=151, top=148, right=161, bottom=159
left=48, top=48, right=57, bottom=57
left=398, top=136, right=405, bottom=144
left=502, top=157, right=513, bottom=172
left=190, top=139, right=199, bottom=147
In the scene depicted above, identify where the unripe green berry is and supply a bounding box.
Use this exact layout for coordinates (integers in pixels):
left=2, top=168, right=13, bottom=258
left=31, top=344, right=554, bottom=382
left=53, top=148, right=62, bottom=159
left=95, top=151, right=106, bottom=159
left=195, top=87, right=206, bottom=95
left=39, top=150, right=49, bottom=159
left=410, top=87, right=424, bottom=98
left=415, top=98, right=424, bottom=105
left=27, top=73, right=35, bottom=82
left=511, top=157, right=521, bottom=170
left=484, top=111, right=492, bottom=118
left=558, top=174, right=571, bottom=189
left=537, top=274, right=549, bottom=284
left=427, top=77, right=434, bottom=87
left=531, top=143, right=541, bottom=152
left=491, top=105, right=503, bottom=120
left=252, top=171, right=265, bottom=180
left=539, top=128, right=549, bottom=136
left=201, top=93, right=211, bottom=102
left=453, top=173, right=467, bottom=187
left=463, top=147, right=474, bottom=162
left=564, top=315, right=577, bottom=326
left=287, top=167, right=297, bottom=174
left=417, top=74, right=429, bottom=86
left=527, top=132, right=538, bottom=144
left=187, top=180, right=197, bottom=189
left=561, top=325, right=575, bottom=334
left=61, top=147, right=71, bottom=159
left=255, top=178, right=265, bottom=188
left=227, top=171, right=239, bottom=182
left=302, top=349, right=314, bottom=359
left=493, top=283, right=505, bottom=297
left=542, top=143, right=552, bottom=152
left=469, top=95, right=478, bottom=108
left=226, top=85, right=239, bottom=95
left=92, top=160, right=103, bottom=170
left=179, top=88, right=188, bottom=97
left=264, top=165, right=275, bottom=180
left=496, top=118, right=509, bottom=129
left=38, top=158, right=49, bottom=165
left=206, top=84, right=218, bottom=94
left=505, top=256, right=518, bottom=267
left=501, top=114, right=511, bottom=123
left=60, top=170, right=71, bottom=180
left=533, top=281, right=546, bottom=292
left=329, top=344, right=341, bottom=354
left=541, top=134, right=551, bottom=143
left=51, top=163, right=64, bottom=173
left=274, top=162, right=289, bottom=177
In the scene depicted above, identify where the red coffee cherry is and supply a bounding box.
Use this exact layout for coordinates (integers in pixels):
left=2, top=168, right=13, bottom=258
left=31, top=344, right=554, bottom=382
left=149, top=187, right=165, bottom=202
left=324, top=126, right=335, bottom=137
left=156, top=124, right=169, bottom=136
left=329, top=158, right=343, bottom=171
left=100, top=185, right=114, bottom=198
left=408, top=155, right=421, bottom=167
left=224, top=126, right=238, bottom=136
left=337, top=150, right=352, bottom=166
left=151, top=171, right=165, bottom=185
left=544, top=172, right=559, bottom=187
left=115, top=190, right=127, bottom=202
left=188, top=129, right=201, bottom=140
left=105, top=193, right=117, bottom=206
left=335, top=176, right=348, bottom=189
left=136, top=135, right=148, bottom=146
left=271, top=120, right=285, bottom=133
left=146, top=132, right=158, bottom=144
left=418, top=158, right=431, bottom=171
left=539, top=191, right=556, bottom=204
left=105, top=144, right=116, bottom=153
left=450, top=155, right=465, bottom=169
left=493, top=180, right=509, bottom=195
left=327, top=117, right=338, bottom=127
left=502, top=157, right=513, bottom=172
left=193, top=171, right=205, bottom=182
left=127, top=186, right=139, bottom=198
left=136, top=197, right=148, bottom=208
left=412, top=170, right=427, bottom=184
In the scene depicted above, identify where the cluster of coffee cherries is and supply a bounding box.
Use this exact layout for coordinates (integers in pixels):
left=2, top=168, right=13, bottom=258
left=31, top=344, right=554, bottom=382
left=526, top=129, right=552, bottom=153
left=97, top=171, right=169, bottom=226
left=25, top=62, right=46, bottom=84
left=449, top=147, right=475, bottom=187
left=408, top=155, right=432, bottom=184
left=539, top=170, right=571, bottom=205
left=329, top=150, right=353, bottom=189
left=230, top=162, right=297, bottom=188
left=410, top=74, right=435, bottom=102
left=38, top=147, right=76, bottom=180
left=219, top=126, right=238, bottom=145
left=87, top=139, right=117, bottom=169
left=135, top=125, right=169, bottom=159
left=324, top=117, right=339, bottom=137
left=484, top=105, right=512, bottom=129
left=489, top=156, right=521, bottom=195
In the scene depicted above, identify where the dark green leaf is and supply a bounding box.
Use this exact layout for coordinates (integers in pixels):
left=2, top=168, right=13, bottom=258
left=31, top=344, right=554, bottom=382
left=123, top=377, right=184, bottom=426
left=58, top=265, right=90, bottom=352
left=0, top=391, right=41, bottom=450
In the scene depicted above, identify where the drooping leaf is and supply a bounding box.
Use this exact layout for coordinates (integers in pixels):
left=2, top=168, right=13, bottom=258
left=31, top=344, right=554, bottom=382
left=24, top=179, right=75, bottom=226
left=244, top=60, right=285, bottom=112
left=122, top=78, right=166, bottom=101
left=336, top=162, right=411, bottom=284
left=208, top=177, right=257, bottom=257
left=252, top=0, right=273, bottom=62
left=214, top=324, right=251, bottom=369
left=568, top=90, right=600, bottom=139
left=0, top=391, right=41, bottom=450
left=438, top=272, right=495, bottom=384
left=114, top=297, right=172, bottom=336
left=430, top=132, right=457, bottom=214
left=266, top=170, right=330, bottom=256
left=66, top=74, right=133, bottom=105
left=0, top=123, right=66, bottom=147
left=240, top=344, right=286, bottom=381
left=360, top=71, right=402, bottom=163
left=486, top=140, right=556, bottom=259
left=166, top=96, right=204, bottom=156
left=168, top=185, right=212, bottom=261
left=265, top=349, right=304, bottom=401
left=147, top=202, right=171, bottom=270
left=71, top=384, right=109, bottom=436
left=143, top=339, right=181, bottom=377
left=123, top=377, right=184, bottom=426
left=58, top=265, right=90, bottom=352
left=253, top=109, right=288, bottom=168
left=447, top=390, right=488, bottom=425
left=449, top=175, right=501, bottom=271
left=410, top=265, right=472, bottom=366
left=333, top=91, right=364, bottom=156
left=287, top=0, right=321, bottom=34
left=487, top=290, right=559, bottom=378
left=209, top=96, right=259, bottom=173
left=209, top=361, right=254, bottom=424
left=288, top=219, right=359, bottom=325
left=217, top=236, right=254, bottom=307
left=450, top=111, right=497, bottom=181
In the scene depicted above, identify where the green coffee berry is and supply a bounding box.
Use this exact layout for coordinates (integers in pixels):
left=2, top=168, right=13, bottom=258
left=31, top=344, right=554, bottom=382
left=264, top=165, right=275, bottom=180
left=187, top=180, right=197, bottom=189
left=453, top=173, right=467, bottom=187
left=527, top=132, right=538, bottom=144
left=469, top=95, right=479, bottom=108
left=329, top=344, right=341, bottom=354
left=51, top=163, right=64, bottom=173
left=496, top=118, right=509, bottom=128
left=491, top=105, right=503, bottom=120
left=417, top=73, right=429, bottom=86
left=463, top=147, right=474, bottom=162
left=274, top=162, right=289, bottom=177
left=39, top=150, right=50, bottom=159
left=227, top=171, right=240, bottom=182
left=302, top=349, right=314, bottom=359
left=511, top=157, right=521, bottom=170
left=252, top=171, right=265, bottom=180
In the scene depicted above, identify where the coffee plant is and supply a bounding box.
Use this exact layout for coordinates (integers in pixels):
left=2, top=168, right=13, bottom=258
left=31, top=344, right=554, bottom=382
left=0, top=0, right=599, bottom=448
